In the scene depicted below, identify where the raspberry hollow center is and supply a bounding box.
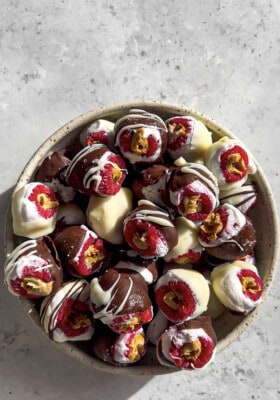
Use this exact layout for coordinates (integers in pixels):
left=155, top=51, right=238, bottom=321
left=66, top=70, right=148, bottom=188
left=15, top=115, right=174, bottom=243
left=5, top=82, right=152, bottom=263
left=68, top=312, right=91, bottom=330
left=169, top=122, right=187, bottom=138
left=180, top=339, right=202, bottom=361
left=133, top=231, right=149, bottom=250
left=111, top=165, right=122, bottom=183
left=131, top=128, right=149, bottom=155
left=127, top=333, right=145, bottom=361
left=163, top=290, right=182, bottom=310
left=37, top=193, right=59, bottom=210
left=183, top=195, right=202, bottom=215
left=21, top=276, right=53, bottom=296
left=84, top=245, right=104, bottom=268
left=226, top=153, right=246, bottom=175
left=241, top=276, right=261, bottom=293
left=200, top=212, right=223, bottom=241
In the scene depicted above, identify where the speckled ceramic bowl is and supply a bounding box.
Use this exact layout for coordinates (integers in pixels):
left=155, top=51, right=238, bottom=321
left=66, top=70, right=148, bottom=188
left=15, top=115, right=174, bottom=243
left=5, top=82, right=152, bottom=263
left=5, top=101, right=280, bottom=375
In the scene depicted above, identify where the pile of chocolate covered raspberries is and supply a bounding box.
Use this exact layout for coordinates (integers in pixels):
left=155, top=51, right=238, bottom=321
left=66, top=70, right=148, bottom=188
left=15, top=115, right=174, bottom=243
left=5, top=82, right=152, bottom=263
left=5, top=109, right=263, bottom=370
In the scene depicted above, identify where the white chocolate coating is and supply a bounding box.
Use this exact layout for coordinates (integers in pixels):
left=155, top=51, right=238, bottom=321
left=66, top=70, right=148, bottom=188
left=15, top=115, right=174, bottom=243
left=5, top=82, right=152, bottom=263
left=211, top=260, right=263, bottom=313
left=56, top=202, right=86, bottom=226
left=86, top=187, right=133, bottom=244
left=114, top=260, right=154, bottom=285
left=204, top=137, right=256, bottom=190
left=12, top=182, right=58, bottom=238
left=90, top=273, right=135, bottom=325
left=155, top=268, right=210, bottom=320
left=198, top=203, right=247, bottom=248
left=164, top=217, right=202, bottom=263
left=80, top=119, right=115, bottom=148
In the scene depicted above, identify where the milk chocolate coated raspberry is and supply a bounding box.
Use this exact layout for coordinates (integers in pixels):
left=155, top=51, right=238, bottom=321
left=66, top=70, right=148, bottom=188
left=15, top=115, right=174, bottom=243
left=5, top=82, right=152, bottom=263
left=169, top=159, right=219, bottom=222
left=93, top=324, right=146, bottom=366
left=4, top=236, right=63, bottom=298
left=54, top=225, right=105, bottom=277
left=198, top=203, right=256, bottom=260
left=34, top=151, right=75, bottom=202
left=90, top=269, right=153, bottom=334
left=123, top=200, right=178, bottom=258
left=114, top=109, right=168, bottom=165
left=132, top=164, right=173, bottom=211
left=157, top=316, right=217, bottom=369
left=66, top=144, right=127, bottom=196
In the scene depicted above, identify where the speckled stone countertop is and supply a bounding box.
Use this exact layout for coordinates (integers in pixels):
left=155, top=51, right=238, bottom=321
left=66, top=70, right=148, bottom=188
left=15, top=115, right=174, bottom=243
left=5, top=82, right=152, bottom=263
left=1, top=1, right=280, bottom=399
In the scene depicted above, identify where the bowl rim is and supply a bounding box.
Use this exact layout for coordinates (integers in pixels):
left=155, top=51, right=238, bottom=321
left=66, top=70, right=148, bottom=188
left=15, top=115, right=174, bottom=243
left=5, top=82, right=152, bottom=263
left=4, top=100, right=280, bottom=375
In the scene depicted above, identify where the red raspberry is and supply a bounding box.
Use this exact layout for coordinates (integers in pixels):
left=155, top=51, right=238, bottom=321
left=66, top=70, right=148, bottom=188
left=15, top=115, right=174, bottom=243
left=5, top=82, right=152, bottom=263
left=86, top=130, right=109, bottom=146
left=155, top=280, right=196, bottom=323
left=97, top=153, right=127, bottom=196
left=169, top=334, right=215, bottom=369
left=10, top=266, right=53, bottom=298
left=56, top=298, right=93, bottom=338
left=166, top=116, right=193, bottom=151
left=178, top=186, right=215, bottom=222
left=237, top=269, right=263, bottom=301
left=220, top=145, right=249, bottom=182
left=109, top=307, right=153, bottom=334
left=123, top=219, right=168, bottom=257
left=28, top=184, right=59, bottom=219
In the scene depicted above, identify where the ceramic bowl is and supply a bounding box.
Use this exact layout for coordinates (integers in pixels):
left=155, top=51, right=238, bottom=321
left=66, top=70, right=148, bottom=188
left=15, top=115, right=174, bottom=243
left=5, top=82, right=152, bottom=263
left=5, top=101, right=280, bottom=375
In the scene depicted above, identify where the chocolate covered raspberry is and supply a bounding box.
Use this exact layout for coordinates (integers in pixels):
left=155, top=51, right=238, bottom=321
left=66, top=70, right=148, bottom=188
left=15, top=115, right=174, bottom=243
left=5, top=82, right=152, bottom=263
left=34, top=151, right=75, bottom=202
left=157, top=316, right=217, bottom=369
left=205, top=137, right=257, bottom=189
left=90, top=269, right=153, bottom=334
left=155, top=268, right=210, bottom=323
left=80, top=119, right=115, bottom=149
left=123, top=200, right=178, bottom=258
left=198, top=203, right=256, bottom=260
left=132, top=164, right=173, bottom=211
left=93, top=324, right=147, bottom=366
left=12, top=182, right=59, bottom=238
left=114, top=109, right=168, bottom=165
left=65, top=144, right=127, bottom=196
left=165, top=115, right=212, bottom=161
left=4, top=236, right=63, bottom=299
left=169, top=158, right=219, bottom=222
left=211, top=260, right=263, bottom=314
left=54, top=225, right=105, bottom=277
left=40, top=279, right=94, bottom=342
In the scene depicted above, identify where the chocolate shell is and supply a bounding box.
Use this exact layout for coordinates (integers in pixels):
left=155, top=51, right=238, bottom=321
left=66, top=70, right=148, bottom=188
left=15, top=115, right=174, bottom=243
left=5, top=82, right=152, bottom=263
left=157, top=316, right=217, bottom=370
left=123, top=200, right=178, bottom=258
left=92, top=324, right=146, bottom=366
left=4, top=236, right=63, bottom=298
left=53, top=225, right=105, bottom=277
left=114, top=109, right=168, bottom=165
left=65, top=144, right=127, bottom=196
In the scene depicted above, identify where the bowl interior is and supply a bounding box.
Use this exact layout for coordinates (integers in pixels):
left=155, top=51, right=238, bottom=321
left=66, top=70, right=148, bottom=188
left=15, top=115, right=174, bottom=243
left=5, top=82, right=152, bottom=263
left=5, top=101, right=280, bottom=375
